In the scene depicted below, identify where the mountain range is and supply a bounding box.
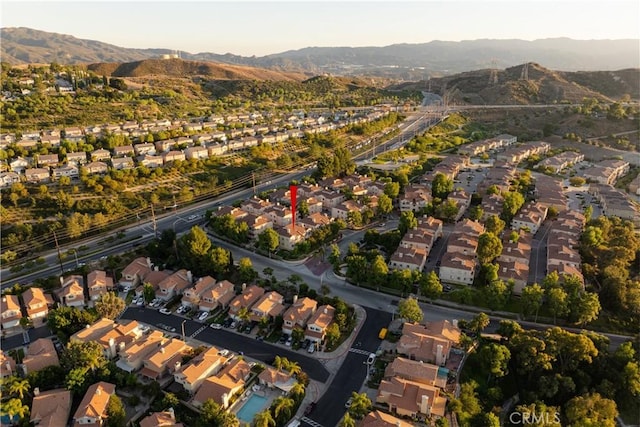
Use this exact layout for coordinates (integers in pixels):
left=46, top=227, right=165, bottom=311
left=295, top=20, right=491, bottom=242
left=1, top=27, right=639, bottom=77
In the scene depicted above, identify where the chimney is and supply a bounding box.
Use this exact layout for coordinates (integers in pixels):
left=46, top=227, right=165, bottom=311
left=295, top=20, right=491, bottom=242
left=452, top=319, right=458, bottom=328
left=174, top=361, right=181, bottom=371
left=33, top=387, right=40, bottom=396
left=323, top=307, right=328, bottom=314
left=160, top=347, right=165, bottom=354
left=96, top=387, right=101, bottom=395
left=242, top=283, right=246, bottom=291
left=293, top=295, right=298, bottom=304
left=187, top=271, right=193, bottom=283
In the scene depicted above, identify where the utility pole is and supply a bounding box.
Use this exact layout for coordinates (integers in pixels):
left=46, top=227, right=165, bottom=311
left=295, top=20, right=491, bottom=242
left=150, top=204, right=158, bottom=239
left=252, top=172, right=256, bottom=196
left=53, top=230, right=64, bottom=274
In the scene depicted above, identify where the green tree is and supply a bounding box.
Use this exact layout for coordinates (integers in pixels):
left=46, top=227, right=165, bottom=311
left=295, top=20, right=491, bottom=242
left=62, top=341, right=107, bottom=374
left=484, top=279, right=510, bottom=310
left=469, top=205, right=484, bottom=221
left=339, top=412, right=357, bottom=427
left=420, top=270, right=443, bottom=301
left=297, top=199, right=309, bottom=218
left=502, top=191, right=525, bottom=222
left=547, top=287, right=569, bottom=324
left=432, top=173, right=453, bottom=199
left=521, top=283, right=544, bottom=321
left=143, top=283, right=155, bottom=303
left=480, top=343, right=511, bottom=381
left=572, top=292, right=601, bottom=326
left=179, top=226, right=212, bottom=274
left=106, top=394, right=126, bottom=427
left=328, top=243, right=341, bottom=267
left=65, top=367, right=89, bottom=395
left=208, top=246, right=231, bottom=277
left=484, top=215, right=505, bottom=235
left=399, top=211, right=417, bottom=235
left=4, top=376, right=30, bottom=400
left=254, top=410, right=276, bottom=427
left=348, top=392, right=372, bottom=419
left=371, top=255, right=389, bottom=285
left=238, top=257, right=258, bottom=283
left=272, top=396, right=295, bottom=421
left=468, top=312, right=490, bottom=334
left=377, top=193, right=393, bottom=215
left=397, top=297, right=423, bottom=323
left=347, top=210, right=362, bottom=227
left=95, top=292, right=126, bottom=320
left=325, top=323, right=341, bottom=347
left=257, top=228, right=279, bottom=255
left=564, top=393, right=617, bottom=427
left=0, top=398, right=29, bottom=420
left=198, top=399, right=239, bottom=427
left=384, top=181, right=400, bottom=198
left=478, top=232, right=503, bottom=264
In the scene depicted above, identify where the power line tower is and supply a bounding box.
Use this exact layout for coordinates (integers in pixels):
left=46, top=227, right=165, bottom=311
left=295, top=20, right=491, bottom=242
left=520, top=62, right=529, bottom=81
left=489, top=59, right=499, bottom=85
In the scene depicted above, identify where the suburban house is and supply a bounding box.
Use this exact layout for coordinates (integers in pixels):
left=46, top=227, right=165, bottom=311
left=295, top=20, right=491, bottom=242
left=276, top=224, right=308, bottom=251
left=258, top=367, right=296, bottom=392
left=282, top=296, right=317, bottom=335
left=199, top=280, right=236, bottom=312
left=156, top=268, right=193, bottom=301
left=25, top=168, right=50, bottom=183
left=229, top=285, right=265, bottom=319
left=163, top=150, right=186, bottom=163
left=498, top=231, right=532, bottom=264
left=56, top=275, right=86, bottom=308
left=384, top=357, right=446, bottom=389
left=174, top=346, right=230, bottom=393
left=71, top=318, right=144, bottom=359
left=511, top=202, right=548, bottom=234
left=119, top=257, right=153, bottom=290
left=305, top=305, right=335, bottom=343
left=36, top=153, right=60, bottom=167
left=53, top=165, right=80, bottom=178
left=66, top=151, right=88, bottom=165
left=481, top=196, right=504, bottom=221
left=438, top=252, right=477, bottom=285
left=241, top=214, right=273, bottom=239
left=400, top=184, right=432, bottom=212
left=111, top=157, right=135, bottom=170
left=376, top=376, right=447, bottom=419
left=1, top=295, right=22, bottom=331
left=30, top=388, right=72, bottom=427
left=72, top=381, right=115, bottom=427
left=22, top=287, right=52, bottom=325
left=182, top=276, right=216, bottom=308
left=192, top=358, right=252, bottom=409
left=0, top=172, right=21, bottom=188
left=388, top=246, right=428, bottom=272
left=87, top=270, right=114, bottom=306
left=139, top=409, right=182, bottom=427
left=22, top=338, right=60, bottom=375
left=331, top=200, right=364, bottom=221
left=250, top=291, right=285, bottom=321
left=84, top=161, right=109, bottom=175
left=0, top=351, right=16, bottom=378
left=361, top=410, right=413, bottom=427
left=116, top=330, right=166, bottom=373
left=140, top=338, right=192, bottom=380
left=90, top=149, right=111, bottom=162
left=448, top=190, right=471, bottom=220
left=185, top=146, right=209, bottom=160
left=497, top=259, right=530, bottom=294
left=396, top=321, right=461, bottom=366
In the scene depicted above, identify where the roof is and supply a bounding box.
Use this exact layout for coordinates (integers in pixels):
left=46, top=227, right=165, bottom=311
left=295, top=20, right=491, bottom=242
left=397, top=322, right=459, bottom=363
left=139, top=410, right=183, bottom=427
left=251, top=291, right=285, bottom=318
left=87, top=270, right=114, bottom=290
left=361, top=410, right=413, bottom=427
left=71, top=318, right=115, bottom=343
left=1, top=294, right=20, bottom=312
left=175, top=346, right=228, bottom=386
left=23, top=338, right=60, bottom=373
left=229, top=285, right=265, bottom=312
left=73, top=381, right=115, bottom=422
left=283, top=297, right=317, bottom=325
left=121, top=257, right=152, bottom=279
left=307, top=305, right=334, bottom=330
left=377, top=376, right=446, bottom=417
left=0, top=350, right=16, bottom=377
left=192, top=358, right=251, bottom=406
left=258, top=367, right=296, bottom=392
left=145, top=338, right=191, bottom=372
left=384, top=357, right=439, bottom=386
left=30, top=389, right=72, bottom=427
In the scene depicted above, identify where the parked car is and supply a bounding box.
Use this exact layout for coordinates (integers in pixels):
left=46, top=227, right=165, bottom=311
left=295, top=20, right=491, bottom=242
left=285, top=336, right=293, bottom=346
left=301, top=339, right=310, bottom=350
left=367, top=353, right=376, bottom=365
left=211, top=323, right=222, bottom=329
left=198, top=311, right=209, bottom=321
left=230, top=321, right=238, bottom=329
left=279, top=334, right=288, bottom=344
left=159, top=308, right=171, bottom=315
left=345, top=397, right=353, bottom=408
left=307, top=344, right=315, bottom=354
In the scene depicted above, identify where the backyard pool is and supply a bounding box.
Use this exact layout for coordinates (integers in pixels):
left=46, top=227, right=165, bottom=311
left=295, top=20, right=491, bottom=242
left=236, top=393, right=269, bottom=423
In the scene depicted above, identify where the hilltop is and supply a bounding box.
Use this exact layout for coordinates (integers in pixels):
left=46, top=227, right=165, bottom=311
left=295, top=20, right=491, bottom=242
left=389, top=63, right=639, bottom=104
left=87, top=58, right=307, bottom=81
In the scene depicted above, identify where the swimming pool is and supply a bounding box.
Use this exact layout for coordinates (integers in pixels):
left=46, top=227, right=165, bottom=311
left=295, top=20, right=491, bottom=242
left=236, top=393, right=269, bottom=423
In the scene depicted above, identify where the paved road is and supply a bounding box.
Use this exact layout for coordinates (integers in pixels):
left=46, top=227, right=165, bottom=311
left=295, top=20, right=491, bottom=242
left=304, top=307, right=392, bottom=427
left=119, top=306, right=331, bottom=383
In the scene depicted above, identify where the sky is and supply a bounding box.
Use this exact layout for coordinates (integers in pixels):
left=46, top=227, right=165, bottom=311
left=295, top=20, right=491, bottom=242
left=1, top=1, right=639, bottom=57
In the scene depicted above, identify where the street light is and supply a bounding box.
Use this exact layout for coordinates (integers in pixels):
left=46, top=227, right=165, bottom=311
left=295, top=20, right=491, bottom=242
left=181, top=320, right=186, bottom=342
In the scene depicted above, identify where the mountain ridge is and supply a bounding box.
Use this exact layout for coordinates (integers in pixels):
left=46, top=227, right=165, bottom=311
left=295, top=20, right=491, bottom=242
left=2, top=27, right=638, bottom=76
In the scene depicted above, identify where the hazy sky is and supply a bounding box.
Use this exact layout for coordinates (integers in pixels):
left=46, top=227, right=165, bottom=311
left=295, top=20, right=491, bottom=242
left=2, top=1, right=639, bottom=56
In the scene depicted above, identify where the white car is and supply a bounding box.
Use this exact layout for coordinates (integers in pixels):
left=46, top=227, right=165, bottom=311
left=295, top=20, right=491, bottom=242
left=198, top=312, right=209, bottom=321
left=211, top=323, right=222, bottom=329
left=367, top=353, right=376, bottom=365
left=136, top=297, right=144, bottom=306
left=177, top=305, right=188, bottom=314
left=307, top=344, right=315, bottom=354
left=159, top=308, right=171, bottom=315
left=285, top=336, right=292, bottom=347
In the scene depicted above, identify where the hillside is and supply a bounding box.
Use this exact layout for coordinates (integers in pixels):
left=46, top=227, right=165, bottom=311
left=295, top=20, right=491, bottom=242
left=388, top=63, right=639, bottom=105
left=87, top=58, right=307, bottom=81
left=2, top=27, right=638, bottom=77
